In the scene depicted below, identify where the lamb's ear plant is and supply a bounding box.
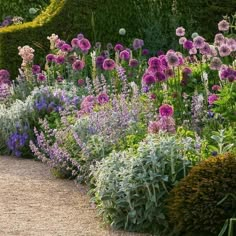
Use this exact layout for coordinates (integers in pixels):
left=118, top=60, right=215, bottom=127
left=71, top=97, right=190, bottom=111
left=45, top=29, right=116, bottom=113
left=91, top=133, right=195, bottom=235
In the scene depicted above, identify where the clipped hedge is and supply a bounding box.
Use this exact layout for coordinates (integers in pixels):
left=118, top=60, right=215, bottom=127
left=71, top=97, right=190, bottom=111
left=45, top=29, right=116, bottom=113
left=0, top=0, right=49, bottom=21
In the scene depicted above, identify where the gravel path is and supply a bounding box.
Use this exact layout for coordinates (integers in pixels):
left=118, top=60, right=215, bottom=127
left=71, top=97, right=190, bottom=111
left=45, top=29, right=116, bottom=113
left=0, top=156, right=146, bottom=236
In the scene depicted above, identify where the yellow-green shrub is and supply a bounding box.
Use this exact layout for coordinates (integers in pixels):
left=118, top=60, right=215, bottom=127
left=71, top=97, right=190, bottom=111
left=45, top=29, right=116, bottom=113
left=167, top=152, right=236, bottom=235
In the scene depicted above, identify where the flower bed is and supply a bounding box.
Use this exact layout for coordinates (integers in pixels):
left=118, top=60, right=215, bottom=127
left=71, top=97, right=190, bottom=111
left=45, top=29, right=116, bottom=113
left=0, top=16, right=236, bottom=236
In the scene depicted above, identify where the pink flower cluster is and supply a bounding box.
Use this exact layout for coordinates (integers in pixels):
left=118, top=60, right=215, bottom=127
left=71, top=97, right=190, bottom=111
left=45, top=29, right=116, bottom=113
left=148, top=104, right=176, bottom=134
left=18, top=45, right=35, bottom=66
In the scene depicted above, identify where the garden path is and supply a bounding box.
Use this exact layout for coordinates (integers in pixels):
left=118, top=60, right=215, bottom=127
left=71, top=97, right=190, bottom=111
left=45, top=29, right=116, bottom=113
left=0, top=156, right=146, bottom=236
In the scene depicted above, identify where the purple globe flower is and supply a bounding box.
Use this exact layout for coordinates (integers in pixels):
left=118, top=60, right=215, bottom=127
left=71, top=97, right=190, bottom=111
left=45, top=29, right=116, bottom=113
left=142, top=49, right=149, bottom=56
left=210, top=57, right=222, bottom=70
left=97, top=93, right=109, bottom=105
left=55, top=39, right=65, bottom=49
left=102, top=59, right=116, bottom=70
left=78, top=38, right=91, bottom=52
left=132, top=38, right=144, bottom=50
left=214, top=33, right=225, bottom=44
left=119, top=50, right=130, bottom=61
left=165, top=68, right=174, bottom=78
left=219, top=44, right=231, bottom=57
left=56, top=55, right=65, bottom=64
left=193, top=36, right=205, bottom=49
left=155, top=71, right=166, bottom=82
left=61, top=43, right=72, bottom=52
left=142, top=73, right=156, bottom=85
left=159, top=104, right=174, bottom=117
left=166, top=51, right=179, bottom=67
left=37, top=73, right=46, bottom=82
left=200, top=43, right=211, bottom=55
left=46, top=54, right=55, bottom=63
left=77, top=33, right=84, bottom=40
left=0, top=69, right=10, bottom=84
left=114, top=43, right=124, bottom=52
left=129, top=59, right=139, bottom=67
left=96, top=56, right=105, bottom=69
left=182, top=67, right=192, bottom=80
left=212, top=85, right=221, bottom=91
left=183, top=40, right=193, bottom=50
left=148, top=57, right=161, bottom=68
left=71, top=38, right=80, bottom=48
left=176, top=27, right=185, bottom=36
left=218, top=20, right=230, bottom=32
left=72, top=60, right=85, bottom=71
left=179, top=37, right=187, bottom=45
left=32, top=65, right=41, bottom=75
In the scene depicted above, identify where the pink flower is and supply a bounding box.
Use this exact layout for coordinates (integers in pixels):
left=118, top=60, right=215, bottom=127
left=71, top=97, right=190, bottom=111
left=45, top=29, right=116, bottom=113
left=97, top=93, right=109, bottom=105
left=219, top=44, right=231, bottom=57
left=210, top=57, right=222, bottom=70
left=114, top=43, right=124, bottom=51
left=78, top=38, right=91, bottom=52
left=193, top=36, right=205, bottom=49
left=218, top=20, right=230, bottom=32
left=72, top=60, right=85, bottom=71
left=142, top=73, right=156, bottom=85
left=176, top=27, right=185, bottom=36
left=208, top=94, right=219, bottom=105
left=166, top=51, right=179, bottom=67
left=119, top=50, right=130, bottom=61
left=159, top=104, right=174, bottom=117
left=103, top=59, right=116, bottom=70
left=212, top=85, right=221, bottom=91
left=179, top=37, right=187, bottom=45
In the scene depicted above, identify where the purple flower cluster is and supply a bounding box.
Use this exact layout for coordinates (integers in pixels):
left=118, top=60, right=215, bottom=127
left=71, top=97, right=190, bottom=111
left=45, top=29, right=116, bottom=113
left=219, top=66, right=236, bottom=82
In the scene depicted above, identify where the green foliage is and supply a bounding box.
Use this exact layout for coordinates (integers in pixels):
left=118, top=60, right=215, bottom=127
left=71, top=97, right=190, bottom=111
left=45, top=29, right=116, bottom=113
left=91, top=134, right=193, bottom=235
left=175, top=0, right=236, bottom=40
left=0, top=0, right=49, bottom=21
left=167, top=152, right=236, bottom=235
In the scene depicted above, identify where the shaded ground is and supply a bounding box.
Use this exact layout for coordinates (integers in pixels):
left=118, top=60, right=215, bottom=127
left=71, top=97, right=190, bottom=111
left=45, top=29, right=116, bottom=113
left=0, top=156, right=146, bottom=236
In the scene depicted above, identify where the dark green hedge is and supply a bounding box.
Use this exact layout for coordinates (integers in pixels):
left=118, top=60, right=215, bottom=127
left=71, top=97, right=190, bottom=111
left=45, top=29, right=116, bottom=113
left=0, top=0, right=50, bottom=21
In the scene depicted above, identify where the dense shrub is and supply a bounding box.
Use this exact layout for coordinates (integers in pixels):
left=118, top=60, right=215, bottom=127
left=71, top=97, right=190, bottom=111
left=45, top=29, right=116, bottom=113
left=91, top=134, right=195, bottom=234
left=0, top=0, right=49, bottom=21
left=167, top=152, right=236, bottom=236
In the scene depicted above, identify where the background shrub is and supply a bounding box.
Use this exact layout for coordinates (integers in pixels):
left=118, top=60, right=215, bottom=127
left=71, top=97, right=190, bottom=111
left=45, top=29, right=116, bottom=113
left=167, top=152, right=236, bottom=236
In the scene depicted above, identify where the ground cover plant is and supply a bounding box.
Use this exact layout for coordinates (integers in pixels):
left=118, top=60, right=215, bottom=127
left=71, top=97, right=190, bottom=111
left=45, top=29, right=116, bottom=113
left=0, top=13, right=236, bottom=236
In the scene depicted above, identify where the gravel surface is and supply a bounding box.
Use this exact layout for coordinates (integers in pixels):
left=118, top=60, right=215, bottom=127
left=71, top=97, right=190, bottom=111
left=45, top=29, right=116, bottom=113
left=0, top=156, right=147, bottom=236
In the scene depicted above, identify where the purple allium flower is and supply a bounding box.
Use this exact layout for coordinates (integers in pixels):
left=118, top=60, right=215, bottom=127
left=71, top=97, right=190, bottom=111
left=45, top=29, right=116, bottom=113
left=155, top=71, right=166, bottom=82
left=200, top=43, right=211, bottom=55
left=219, top=44, right=231, bottom=57
left=193, top=36, right=205, bottom=49
left=210, top=57, right=222, bottom=70
left=157, top=50, right=165, bottom=56
left=129, top=59, right=139, bottom=67
left=189, top=47, right=197, bottom=55
left=142, top=73, right=156, bottom=85
left=77, top=33, right=84, bottom=40
left=95, top=42, right=101, bottom=49
left=55, top=39, right=65, bottom=49
left=96, top=56, right=105, bottom=69
left=102, top=58, right=116, bottom=70
left=97, top=93, right=109, bottom=105
left=210, top=45, right=218, bottom=57
left=166, top=51, right=179, bottom=67
left=114, top=43, right=124, bottom=51
left=106, top=43, right=113, bottom=50
left=61, top=43, right=72, bottom=52
left=72, top=60, right=85, bottom=71
left=182, top=67, right=192, bottom=80
left=56, top=55, right=65, bottom=64
left=46, top=54, right=55, bottom=63
left=71, top=38, right=80, bottom=48
left=159, top=104, right=174, bottom=117
left=178, top=55, right=184, bottom=65
left=68, top=55, right=77, bottom=64
left=32, top=65, right=41, bottom=75
left=165, top=67, right=174, bottom=78
left=212, top=85, right=221, bottom=91
left=119, top=50, right=130, bottom=61
left=148, top=57, right=161, bottom=68
left=176, top=26, right=185, bottom=36
left=179, top=37, right=187, bottom=45
left=37, top=73, right=46, bottom=82
left=78, top=38, right=91, bottom=52
left=142, top=49, right=149, bottom=55
left=0, top=69, right=10, bottom=84
left=101, top=50, right=109, bottom=58
left=208, top=94, right=219, bottom=105
left=214, top=33, right=225, bottom=44
left=227, top=38, right=236, bottom=51
left=78, top=79, right=84, bottom=86
left=218, top=20, right=230, bottom=32
left=150, top=93, right=156, bottom=100
left=132, top=38, right=144, bottom=50
left=183, top=40, right=193, bottom=50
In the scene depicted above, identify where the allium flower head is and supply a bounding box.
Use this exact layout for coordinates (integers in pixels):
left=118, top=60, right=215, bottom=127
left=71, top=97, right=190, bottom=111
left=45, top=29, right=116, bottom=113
left=189, top=47, right=197, bottom=55
left=97, top=93, right=109, bottom=105
left=103, top=58, right=116, bottom=70
left=142, top=49, right=149, bottom=55
left=218, top=20, right=230, bottom=31
left=71, top=38, right=80, bottom=48
left=32, top=65, right=41, bottom=75
left=176, top=26, right=185, bottom=36
left=56, top=55, right=65, bottom=64
left=79, top=38, right=91, bottom=52
left=129, top=59, right=139, bottom=67
left=77, top=33, right=84, bottom=40
left=191, top=32, right=199, bottom=39
left=179, top=37, right=187, bottom=45
left=182, top=67, right=192, bottom=80
left=214, top=33, right=225, bottom=44
left=200, top=43, right=211, bottom=55
left=96, top=56, right=105, bottom=69
left=72, top=60, right=85, bottom=71
left=119, top=50, right=130, bottom=61
left=227, top=39, right=236, bottom=51
left=119, top=28, right=126, bottom=35
left=208, top=94, right=219, bottom=105
left=210, top=57, right=222, bottom=70
left=159, top=104, right=174, bottom=117
left=212, top=85, right=221, bottom=91
left=132, top=38, right=144, bottom=50
left=46, top=54, right=55, bottom=62
left=166, top=51, right=179, bottom=67
left=114, top=43, right=124, bottom=51
left=193, top=36, right=205, bottom=49
left=37, top=73, right=46, bottom=82
left=155, top=71, right=167, bottom=82
left=142, top=73, right=156, bottom=85
left=60, top=43, right=72, bottom=52
left=0, top=69, right=10, bottom=84
left=219, top=44, right=231, bottom=57
left=183, top=40, right=193, bottom=50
